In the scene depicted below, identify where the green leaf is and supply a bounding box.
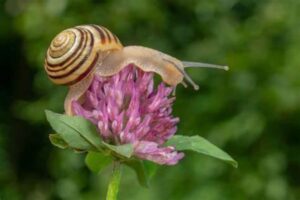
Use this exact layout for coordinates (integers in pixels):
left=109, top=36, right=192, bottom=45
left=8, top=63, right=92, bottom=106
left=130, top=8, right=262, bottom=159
left=45, top=110, right=103, bottom=151
left=103, top=142, right=133, bottom=158
left=73, top=148, right=87, bottom=153
left=85, top=151, right=113, bottom=173
left=49, top=134, right=68, bottom=149
left=143, top=161, right=158, bottom=178
left=166, top=135, right=238, bottom=168
left=125, top=160, right=150, bottom=188
left=125, top=160, right=158, bottom=188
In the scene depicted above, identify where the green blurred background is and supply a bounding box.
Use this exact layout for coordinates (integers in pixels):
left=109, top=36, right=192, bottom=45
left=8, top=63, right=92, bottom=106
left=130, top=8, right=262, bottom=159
left=1, top=0, right=300, bottom=199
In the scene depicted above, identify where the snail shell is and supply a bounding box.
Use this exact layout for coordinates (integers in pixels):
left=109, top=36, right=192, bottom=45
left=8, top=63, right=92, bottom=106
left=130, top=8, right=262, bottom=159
left=44, top=25, right=122, bottom=85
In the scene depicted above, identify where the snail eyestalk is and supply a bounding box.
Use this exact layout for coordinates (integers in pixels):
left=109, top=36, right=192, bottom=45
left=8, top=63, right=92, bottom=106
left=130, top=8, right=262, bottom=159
left=181, top=81, right=188, bottom=88
left=182, top=61, right=229, bottom=71
left=182, top=70, right=199, bottom=90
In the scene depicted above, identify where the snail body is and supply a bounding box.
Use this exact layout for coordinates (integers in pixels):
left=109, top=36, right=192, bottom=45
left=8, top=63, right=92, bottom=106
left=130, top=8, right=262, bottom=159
left=44, top=24, right=228, bottom=115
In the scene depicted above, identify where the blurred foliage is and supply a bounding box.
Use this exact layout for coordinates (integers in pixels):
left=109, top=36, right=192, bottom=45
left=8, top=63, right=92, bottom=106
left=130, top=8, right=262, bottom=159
left=1, top=0, right=300, bottom=199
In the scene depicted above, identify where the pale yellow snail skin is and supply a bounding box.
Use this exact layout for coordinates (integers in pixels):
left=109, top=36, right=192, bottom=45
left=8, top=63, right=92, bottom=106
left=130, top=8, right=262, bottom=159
left=44, top=25, right=228, bottom=115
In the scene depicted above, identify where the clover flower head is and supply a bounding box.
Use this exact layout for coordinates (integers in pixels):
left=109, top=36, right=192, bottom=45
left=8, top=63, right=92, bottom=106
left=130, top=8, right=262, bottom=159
left=72, top=65, right=184, bottom=165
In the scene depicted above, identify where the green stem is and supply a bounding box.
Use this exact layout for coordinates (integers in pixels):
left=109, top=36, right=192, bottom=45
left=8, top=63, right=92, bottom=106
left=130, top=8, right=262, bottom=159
left=106, top=161, right=122, bottom=200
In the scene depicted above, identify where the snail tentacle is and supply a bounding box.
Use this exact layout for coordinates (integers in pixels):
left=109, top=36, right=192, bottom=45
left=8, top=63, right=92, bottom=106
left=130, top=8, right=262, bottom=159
left=182, top=61, right=229, bottom=71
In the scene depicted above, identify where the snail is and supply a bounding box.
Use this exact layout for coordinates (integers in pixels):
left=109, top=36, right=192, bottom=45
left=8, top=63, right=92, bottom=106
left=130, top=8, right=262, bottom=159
left=45, top=25, right=228, bottom=115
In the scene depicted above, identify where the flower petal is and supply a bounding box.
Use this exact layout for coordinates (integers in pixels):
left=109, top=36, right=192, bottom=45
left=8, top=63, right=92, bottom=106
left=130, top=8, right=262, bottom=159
left=134, top=141, right=184, bottom=165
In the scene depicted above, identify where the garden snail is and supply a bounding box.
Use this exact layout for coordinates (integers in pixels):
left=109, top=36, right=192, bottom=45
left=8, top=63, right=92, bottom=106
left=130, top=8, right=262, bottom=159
left=45, top=25, right=228, bottom=115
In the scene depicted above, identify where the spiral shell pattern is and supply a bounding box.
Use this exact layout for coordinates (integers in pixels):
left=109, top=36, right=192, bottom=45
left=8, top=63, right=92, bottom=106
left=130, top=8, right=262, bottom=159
left=45, top=25, right=123, bottom=85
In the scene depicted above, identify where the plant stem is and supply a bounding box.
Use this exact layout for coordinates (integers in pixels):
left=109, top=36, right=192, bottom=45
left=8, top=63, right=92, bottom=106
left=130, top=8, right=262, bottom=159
left=106, top=161, right=122, bottom=200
